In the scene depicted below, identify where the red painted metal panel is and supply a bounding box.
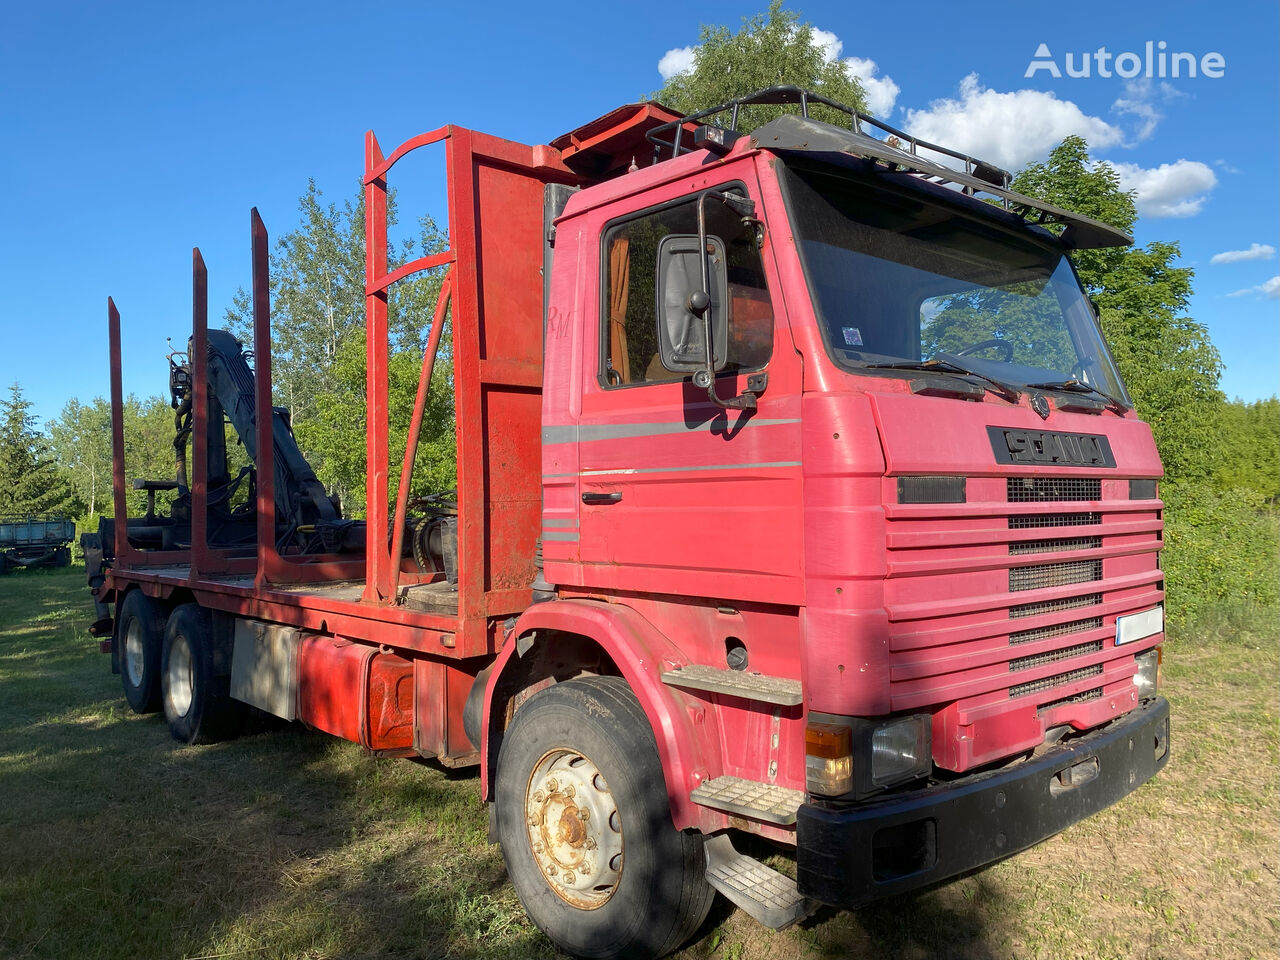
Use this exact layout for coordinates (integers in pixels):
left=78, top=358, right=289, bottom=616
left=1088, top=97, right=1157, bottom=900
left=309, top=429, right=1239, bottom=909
left=297, top=635, right=374, bottom=743
left=413, top=658, right=481, bottom=763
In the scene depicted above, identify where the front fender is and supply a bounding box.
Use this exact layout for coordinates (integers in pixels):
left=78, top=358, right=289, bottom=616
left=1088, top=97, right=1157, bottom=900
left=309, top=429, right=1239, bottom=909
left=480, top=598, right=726, bottom=832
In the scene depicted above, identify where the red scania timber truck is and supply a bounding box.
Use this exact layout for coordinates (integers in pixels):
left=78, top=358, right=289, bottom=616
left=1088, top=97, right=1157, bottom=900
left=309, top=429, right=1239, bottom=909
left=85, top=87, right=1170, bottom=958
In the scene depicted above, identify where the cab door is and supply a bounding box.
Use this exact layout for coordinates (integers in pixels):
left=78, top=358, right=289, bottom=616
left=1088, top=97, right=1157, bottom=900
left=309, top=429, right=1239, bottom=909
left=574, top=162, right=804, bottom=607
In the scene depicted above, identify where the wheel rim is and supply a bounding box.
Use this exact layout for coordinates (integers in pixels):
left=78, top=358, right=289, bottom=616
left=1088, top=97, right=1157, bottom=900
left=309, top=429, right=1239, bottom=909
left=524, top=749, right=624, bottom=909
left=124, top=619, right=145, bottom=687
left=164, top=633, right=194, bottom=719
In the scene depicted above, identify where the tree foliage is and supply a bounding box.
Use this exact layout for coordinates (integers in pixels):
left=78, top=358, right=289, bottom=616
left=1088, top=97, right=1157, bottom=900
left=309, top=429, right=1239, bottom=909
left=0, top=384, right=80, bottom=518
left=653, top=1, right=866, bottom=129
left=46, top=393, right=186, bottom=529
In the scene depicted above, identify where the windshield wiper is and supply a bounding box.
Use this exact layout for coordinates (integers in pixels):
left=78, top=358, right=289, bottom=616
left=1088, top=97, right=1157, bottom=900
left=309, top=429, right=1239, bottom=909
left=1023, top=379, right=1129, bottom=412
left=863, top=355, right=1021, bottom=404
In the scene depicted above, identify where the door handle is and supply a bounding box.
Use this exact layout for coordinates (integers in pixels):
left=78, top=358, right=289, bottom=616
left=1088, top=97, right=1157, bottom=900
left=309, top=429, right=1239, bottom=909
left=582, top=491, right=623, bottom=505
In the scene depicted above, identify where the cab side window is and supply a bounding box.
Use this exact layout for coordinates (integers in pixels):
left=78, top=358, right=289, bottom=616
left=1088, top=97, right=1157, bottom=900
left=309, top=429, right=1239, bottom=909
left=602, top=195, right=773, bottom=386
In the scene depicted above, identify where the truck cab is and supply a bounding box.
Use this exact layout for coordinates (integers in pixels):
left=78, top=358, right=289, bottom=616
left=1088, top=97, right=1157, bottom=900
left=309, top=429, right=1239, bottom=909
left=498, top=88, right=1167, bottom=946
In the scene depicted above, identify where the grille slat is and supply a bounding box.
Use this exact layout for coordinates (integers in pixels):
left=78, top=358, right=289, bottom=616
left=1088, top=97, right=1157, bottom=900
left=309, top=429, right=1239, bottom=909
left=1010, top=559, right=1103, bottom=592
left=1010, top=615, right=1104, bottom=645
left=1009, top=536, right=1102, bottom=556
left=1010, top=593, right=1102, bottom=619
left=1009, top=640, right=1103, bottom=672
left=1007, top=478, right=1101, bottom=503
left=1009, top=664, right=1103, bottom=699
left=1009, top=512, right=1102, bottom=529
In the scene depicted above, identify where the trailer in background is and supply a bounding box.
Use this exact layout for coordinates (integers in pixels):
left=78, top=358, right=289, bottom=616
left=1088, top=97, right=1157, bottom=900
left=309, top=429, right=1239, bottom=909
left=0, top=516, right=74, bottom=573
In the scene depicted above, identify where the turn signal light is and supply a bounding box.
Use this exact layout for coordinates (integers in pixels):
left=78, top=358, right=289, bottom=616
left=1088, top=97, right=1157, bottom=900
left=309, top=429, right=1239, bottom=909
left=805, top=722, right=853, bottom=796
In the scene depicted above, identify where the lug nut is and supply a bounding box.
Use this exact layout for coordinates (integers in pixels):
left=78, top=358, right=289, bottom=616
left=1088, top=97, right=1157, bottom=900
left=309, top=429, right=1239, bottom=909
left=546, top=778, right=559, bottom=792
left=563, top=784, right=575, bottom=798
left=578, top=807, right=590, bottom=821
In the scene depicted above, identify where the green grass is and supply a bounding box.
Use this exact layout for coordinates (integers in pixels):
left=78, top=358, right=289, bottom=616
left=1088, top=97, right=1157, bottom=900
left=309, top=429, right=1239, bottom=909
left=1, top=567, right=1276, bottom=959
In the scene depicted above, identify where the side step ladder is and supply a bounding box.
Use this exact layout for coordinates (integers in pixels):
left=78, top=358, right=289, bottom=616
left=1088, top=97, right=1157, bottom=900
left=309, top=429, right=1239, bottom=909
left=704, top=834, right=816, bottom=930
left=691, top=775, right=804, bottom=825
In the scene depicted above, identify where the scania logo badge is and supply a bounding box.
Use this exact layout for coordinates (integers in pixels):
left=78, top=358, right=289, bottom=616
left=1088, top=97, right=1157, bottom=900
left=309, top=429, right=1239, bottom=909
left=988, top=426, right=1117, bottom=467
left=1029, top=392, right=1050, bottom=419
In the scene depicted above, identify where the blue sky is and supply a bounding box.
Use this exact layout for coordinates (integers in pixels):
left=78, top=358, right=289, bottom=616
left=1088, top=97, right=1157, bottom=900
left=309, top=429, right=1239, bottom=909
left=1, top=0, right=1276, bottom=426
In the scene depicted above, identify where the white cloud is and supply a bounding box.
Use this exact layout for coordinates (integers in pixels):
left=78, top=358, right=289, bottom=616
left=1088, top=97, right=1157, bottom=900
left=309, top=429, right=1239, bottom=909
left=1227, top=276, right=1280, bottom=300
left=807, top=26, right=899, bottom=116
left=1211, top=243, right=1276, bottom=265
left=903, top=74, right=1124, bottom=172
left=1214, top=159, right=1243, bottom=175
left=1111, top=159, right=1217, bottom=218
left=809, top=27, right=843, bottom=63
left=843, top=56, right=900, bottom=117
left=657, top=46, right=696, bottom=80
left=1110, top=80, right=1187, bottom=144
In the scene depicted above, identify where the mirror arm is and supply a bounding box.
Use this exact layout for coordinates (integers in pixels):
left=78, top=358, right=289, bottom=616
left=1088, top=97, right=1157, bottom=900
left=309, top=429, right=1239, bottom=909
left=692, top=190, right=758, bottom=412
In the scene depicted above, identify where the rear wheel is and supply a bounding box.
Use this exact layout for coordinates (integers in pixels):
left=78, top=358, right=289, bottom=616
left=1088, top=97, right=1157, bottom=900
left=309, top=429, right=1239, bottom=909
left=161, top=604, right=244, bottom=744
left=118, top=590, right=166, bottom=713
left=495, top=676, right=713, bottom=960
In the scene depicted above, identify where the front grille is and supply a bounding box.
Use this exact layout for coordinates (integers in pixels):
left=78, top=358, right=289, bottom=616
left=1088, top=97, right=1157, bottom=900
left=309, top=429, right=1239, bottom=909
left=1007, top=477, right=1101, bottom=503
left=1010, top=640, right=1103, bottom=672
left=1009, top=559, right=1103, bottom=592
left=1010, top=615, right=1104, bottom=645
left=1009, top=536, right=1101, bottom=556
left=1009, top=512, right=1101, bottom=529
left=898, top=475, right=966, bottom=503
left=1010, top=593, right=1102, bottom=619
left=1009, top=664, right=1103, bottom=699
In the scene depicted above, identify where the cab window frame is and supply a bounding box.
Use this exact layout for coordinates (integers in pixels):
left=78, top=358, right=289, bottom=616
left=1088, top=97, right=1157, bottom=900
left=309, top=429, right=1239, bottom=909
left=596, top=181, right=775, bottom=391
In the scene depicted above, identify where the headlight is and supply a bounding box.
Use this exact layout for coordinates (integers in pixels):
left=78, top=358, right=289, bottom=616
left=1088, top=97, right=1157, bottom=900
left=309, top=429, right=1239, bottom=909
left=870, top=716, right=931, bottom=787
left=806, top=714, right=932, bottom=799
left=1134, top=647, right=1161, bottom=699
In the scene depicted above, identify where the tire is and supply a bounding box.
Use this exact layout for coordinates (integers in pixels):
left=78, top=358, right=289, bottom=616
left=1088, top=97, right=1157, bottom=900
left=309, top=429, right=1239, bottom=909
left=495, top=676, right=713, bottom=960
left=160, top=604, right=244, bottom=744
left=117, top=590, right=166, bottom=713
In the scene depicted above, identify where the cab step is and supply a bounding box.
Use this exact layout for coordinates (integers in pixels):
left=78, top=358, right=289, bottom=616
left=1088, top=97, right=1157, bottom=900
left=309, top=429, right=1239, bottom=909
left=661, top=664, right=802, bottom=706
left=703, top=834, right=815, bottom=930
left=691, top=775, right=804, bottom=825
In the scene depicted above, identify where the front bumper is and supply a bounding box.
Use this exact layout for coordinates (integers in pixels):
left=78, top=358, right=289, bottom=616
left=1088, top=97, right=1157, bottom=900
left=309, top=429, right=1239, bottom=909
left=796, top=696, right=1170, bottom=907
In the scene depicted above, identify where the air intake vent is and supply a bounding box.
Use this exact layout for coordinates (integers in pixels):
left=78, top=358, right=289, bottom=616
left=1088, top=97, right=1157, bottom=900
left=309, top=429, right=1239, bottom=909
left=1010, top=536, right=1102, bottom=556
left=1007, top=478, right=1101, bottom=503
left=1009, top=559, right=1102, bottom=592
left=1130, top=479, right=1158, bottom=499
left=1009, top=664, right=1103, bottom=699
left=1038, top=687, right=1103, bottom=713
left=1010, top=593, right=1102, bottom=619
left=1010, top=640, right=1103, bottom=672
left=1010, top=616, right=1104, bottom=645
left=898, top=476, right=966, bottom=504
left=1009, top=512, right=1101, bottom=529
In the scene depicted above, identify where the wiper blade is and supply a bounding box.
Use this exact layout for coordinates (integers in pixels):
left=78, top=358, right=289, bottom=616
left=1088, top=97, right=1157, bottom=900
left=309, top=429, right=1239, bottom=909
left=863, top=356, right=1021, bottom=404
left=1023, top=379, right=1129, bottom=411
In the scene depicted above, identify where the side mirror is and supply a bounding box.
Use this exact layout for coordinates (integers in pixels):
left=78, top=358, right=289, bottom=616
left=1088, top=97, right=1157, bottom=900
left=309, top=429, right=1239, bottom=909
left=656, top=234, right=729, bottom=373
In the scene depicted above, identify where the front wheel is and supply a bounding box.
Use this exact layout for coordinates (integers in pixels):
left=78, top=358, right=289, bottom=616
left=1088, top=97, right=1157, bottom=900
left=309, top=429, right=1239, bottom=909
left=495, top=676, right=713, bottom=960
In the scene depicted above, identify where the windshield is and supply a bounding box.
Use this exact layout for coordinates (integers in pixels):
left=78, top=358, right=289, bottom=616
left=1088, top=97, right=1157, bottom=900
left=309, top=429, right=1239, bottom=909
left=779, top=161, right=1130, bottom=403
